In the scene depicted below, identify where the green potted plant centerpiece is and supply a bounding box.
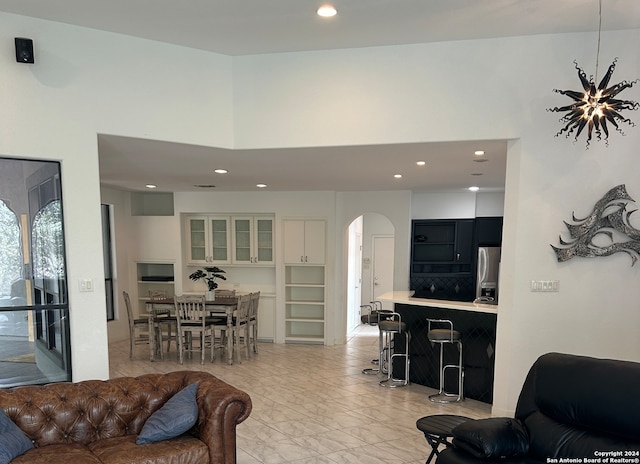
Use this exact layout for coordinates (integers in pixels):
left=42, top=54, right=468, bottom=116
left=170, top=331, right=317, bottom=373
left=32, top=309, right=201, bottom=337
left=188, top=266, right=226, bottom=300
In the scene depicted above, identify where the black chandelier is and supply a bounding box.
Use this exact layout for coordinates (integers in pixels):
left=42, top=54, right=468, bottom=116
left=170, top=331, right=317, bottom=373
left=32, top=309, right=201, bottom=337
left=548, top=0, right=639, bottom=148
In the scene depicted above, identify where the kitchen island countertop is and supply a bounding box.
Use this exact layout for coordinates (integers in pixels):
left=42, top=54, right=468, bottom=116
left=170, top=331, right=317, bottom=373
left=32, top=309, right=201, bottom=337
left=377, top=290, right=498, bottom=314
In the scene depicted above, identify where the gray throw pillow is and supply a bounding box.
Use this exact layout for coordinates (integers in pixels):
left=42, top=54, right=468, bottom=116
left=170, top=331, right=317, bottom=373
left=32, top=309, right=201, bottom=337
left=0, top=408, right=33, bottom=464
left=136, top=382, right=199, bottom=445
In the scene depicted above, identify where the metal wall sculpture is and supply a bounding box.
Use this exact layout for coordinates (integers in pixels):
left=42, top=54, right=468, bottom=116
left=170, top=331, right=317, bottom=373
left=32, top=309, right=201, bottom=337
left=552, top=184, right=640, bottom=265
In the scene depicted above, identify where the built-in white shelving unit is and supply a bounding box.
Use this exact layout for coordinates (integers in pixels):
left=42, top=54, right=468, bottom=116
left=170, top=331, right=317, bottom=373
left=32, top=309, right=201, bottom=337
left=284, top=265, right=325, bottom=343
left=136, top=262, right=174, bottom=314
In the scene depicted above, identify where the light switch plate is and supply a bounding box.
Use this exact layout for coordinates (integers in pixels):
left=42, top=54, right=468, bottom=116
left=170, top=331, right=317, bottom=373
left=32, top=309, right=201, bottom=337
left=79, top=279, right=94, bottom=292
left=530, top=280, right=559, bottom=292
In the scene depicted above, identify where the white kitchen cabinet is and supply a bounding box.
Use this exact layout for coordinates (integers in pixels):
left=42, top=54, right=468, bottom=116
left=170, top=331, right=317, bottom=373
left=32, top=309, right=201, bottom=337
left=231, top=216, right=274, bottom=265
left=256, top=295, right=275, bottom=342
left=184, top=215, right=231, bottom=265
left=282, top=219, right=325, bottom=264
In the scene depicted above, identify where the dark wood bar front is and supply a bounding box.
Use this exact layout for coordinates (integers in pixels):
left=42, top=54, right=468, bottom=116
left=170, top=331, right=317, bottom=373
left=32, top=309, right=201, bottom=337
left=379, top=292, right=498, bottom=403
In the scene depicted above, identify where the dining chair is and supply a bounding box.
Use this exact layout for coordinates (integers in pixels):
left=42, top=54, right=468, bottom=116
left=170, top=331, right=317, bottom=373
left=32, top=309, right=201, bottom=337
left=174, top=295, right=217, bottom=364
left=148, top=290, right=176, bottom=354
left=231, top=293, right=252, bottom=363
left=123, top=290, right=153, bottom=360
left=247, top=291, right=260, bottom=355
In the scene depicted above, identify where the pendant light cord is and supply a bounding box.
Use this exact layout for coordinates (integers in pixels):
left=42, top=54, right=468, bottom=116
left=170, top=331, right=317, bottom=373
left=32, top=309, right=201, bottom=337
left=595, top=0, right=602, bottom=83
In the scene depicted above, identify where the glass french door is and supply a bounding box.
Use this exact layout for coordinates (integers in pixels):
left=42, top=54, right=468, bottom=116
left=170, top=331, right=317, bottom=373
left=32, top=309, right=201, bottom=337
left=0, top=157, right=71, bottom=387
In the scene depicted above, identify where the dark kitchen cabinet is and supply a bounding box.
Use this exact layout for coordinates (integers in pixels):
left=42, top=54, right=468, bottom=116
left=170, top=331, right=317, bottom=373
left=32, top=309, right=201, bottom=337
left=411, top=219, right=474, bottom=274
left=475, top=217, right=503, bottom=246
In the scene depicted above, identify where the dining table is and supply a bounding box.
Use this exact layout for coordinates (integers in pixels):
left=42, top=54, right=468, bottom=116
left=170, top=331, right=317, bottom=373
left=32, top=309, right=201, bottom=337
left=145, top=297, right=238, bottom=364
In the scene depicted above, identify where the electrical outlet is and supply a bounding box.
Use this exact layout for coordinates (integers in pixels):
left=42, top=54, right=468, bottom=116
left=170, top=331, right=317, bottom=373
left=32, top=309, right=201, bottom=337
left=530, top=280, right=559, bottom=292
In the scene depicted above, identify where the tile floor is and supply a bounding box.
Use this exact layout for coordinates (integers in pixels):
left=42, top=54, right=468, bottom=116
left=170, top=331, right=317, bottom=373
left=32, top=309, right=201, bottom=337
left=109, top=324, right=492, bottom=464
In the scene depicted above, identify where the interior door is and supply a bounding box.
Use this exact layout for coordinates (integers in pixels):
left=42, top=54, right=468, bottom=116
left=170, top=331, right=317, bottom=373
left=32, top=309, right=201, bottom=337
left=349, top=231, right=362, bottom=332
left=372, top=236, right=394, bottom=309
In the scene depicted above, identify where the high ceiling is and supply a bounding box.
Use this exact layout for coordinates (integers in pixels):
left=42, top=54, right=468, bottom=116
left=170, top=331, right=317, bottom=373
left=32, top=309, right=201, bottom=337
left=2, top=0, right=638, bottom=56
left=4, top=0, right=639, bottom=192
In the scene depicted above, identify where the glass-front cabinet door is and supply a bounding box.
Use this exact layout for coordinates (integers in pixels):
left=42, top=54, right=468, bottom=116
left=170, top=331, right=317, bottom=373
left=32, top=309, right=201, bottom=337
left=232, top=216, right=274, bottom=265
left=255, top=217, right=274, bottom=264
left=210, top=218, right=229, bottom=263
left=187, top=216, right=207, bottom=264
left=185, top=216, right=230, bottom=265
left=232, top=217, right=252, bottom=264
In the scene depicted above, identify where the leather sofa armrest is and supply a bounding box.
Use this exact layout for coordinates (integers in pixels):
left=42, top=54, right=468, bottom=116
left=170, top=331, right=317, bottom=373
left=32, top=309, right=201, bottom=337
left=192, top=377, right=252, bottom=464
left=451, top=418, right=529, bottom=459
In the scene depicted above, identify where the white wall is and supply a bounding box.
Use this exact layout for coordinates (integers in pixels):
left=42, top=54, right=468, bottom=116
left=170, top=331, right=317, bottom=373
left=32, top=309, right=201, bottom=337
left=476, top=192, right=505, bottom=217
left=412, top=192, right=478, bottom=219
left=411, top=191, right=505, bottom=219
left=1, top=12, right=233, bottom=380
left=100, top=187, right=133, bottom=343
left=2, top=10, right=639, bottom=416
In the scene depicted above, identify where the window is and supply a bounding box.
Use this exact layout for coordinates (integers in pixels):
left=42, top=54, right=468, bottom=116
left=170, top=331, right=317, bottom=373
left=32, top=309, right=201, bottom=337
left=101, top=204, right=115, bottom=321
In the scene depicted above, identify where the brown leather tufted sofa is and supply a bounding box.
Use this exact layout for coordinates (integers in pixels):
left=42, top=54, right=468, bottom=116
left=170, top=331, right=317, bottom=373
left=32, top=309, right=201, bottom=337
left=0, top=370, right=252, bottom=464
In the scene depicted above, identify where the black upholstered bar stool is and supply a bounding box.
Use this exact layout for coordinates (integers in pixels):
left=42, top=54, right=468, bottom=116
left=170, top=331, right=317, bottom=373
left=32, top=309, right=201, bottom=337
left=427, top=318, right=463, bottom=402
left=361, top=301, right=390, bottom=375
left=360, top=304, right=380, bottom=374
left=378, top=311, right=410, bottom=387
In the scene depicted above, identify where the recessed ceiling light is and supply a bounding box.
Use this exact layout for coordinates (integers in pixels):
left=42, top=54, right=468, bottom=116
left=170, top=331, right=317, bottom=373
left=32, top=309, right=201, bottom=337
left=194, top=184, right=216, bottom=188
left=214, top=169, right=228, bottom=174
left=256, top=183, right=267, bottom=188
left=416, top=161, right=426, bottom=166
left=469, top=186, right=480, bottom=192
left=317, top=4, right=337, bottom=17
left=474, top=150, right=485, bottom=156
left=473, top=158, right=488, bottom=163
left=471, top=173, right=483, bottom=176
left=145, top=184, right=157, bottom=189
left=394, top=174, right=402, bottom=179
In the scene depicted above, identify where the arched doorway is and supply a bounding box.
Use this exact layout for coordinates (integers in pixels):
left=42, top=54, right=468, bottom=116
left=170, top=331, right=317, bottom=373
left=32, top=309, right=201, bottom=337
left=346, top=213, right=395, bottom=333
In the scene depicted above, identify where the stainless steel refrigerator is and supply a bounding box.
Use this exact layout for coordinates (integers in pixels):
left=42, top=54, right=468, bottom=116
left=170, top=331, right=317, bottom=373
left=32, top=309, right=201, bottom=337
left=475, top=246, right=501, bottom=304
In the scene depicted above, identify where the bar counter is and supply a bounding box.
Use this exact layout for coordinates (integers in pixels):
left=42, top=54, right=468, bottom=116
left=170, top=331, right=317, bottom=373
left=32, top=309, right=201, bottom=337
left=377, top=291, right=497, bottom=403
